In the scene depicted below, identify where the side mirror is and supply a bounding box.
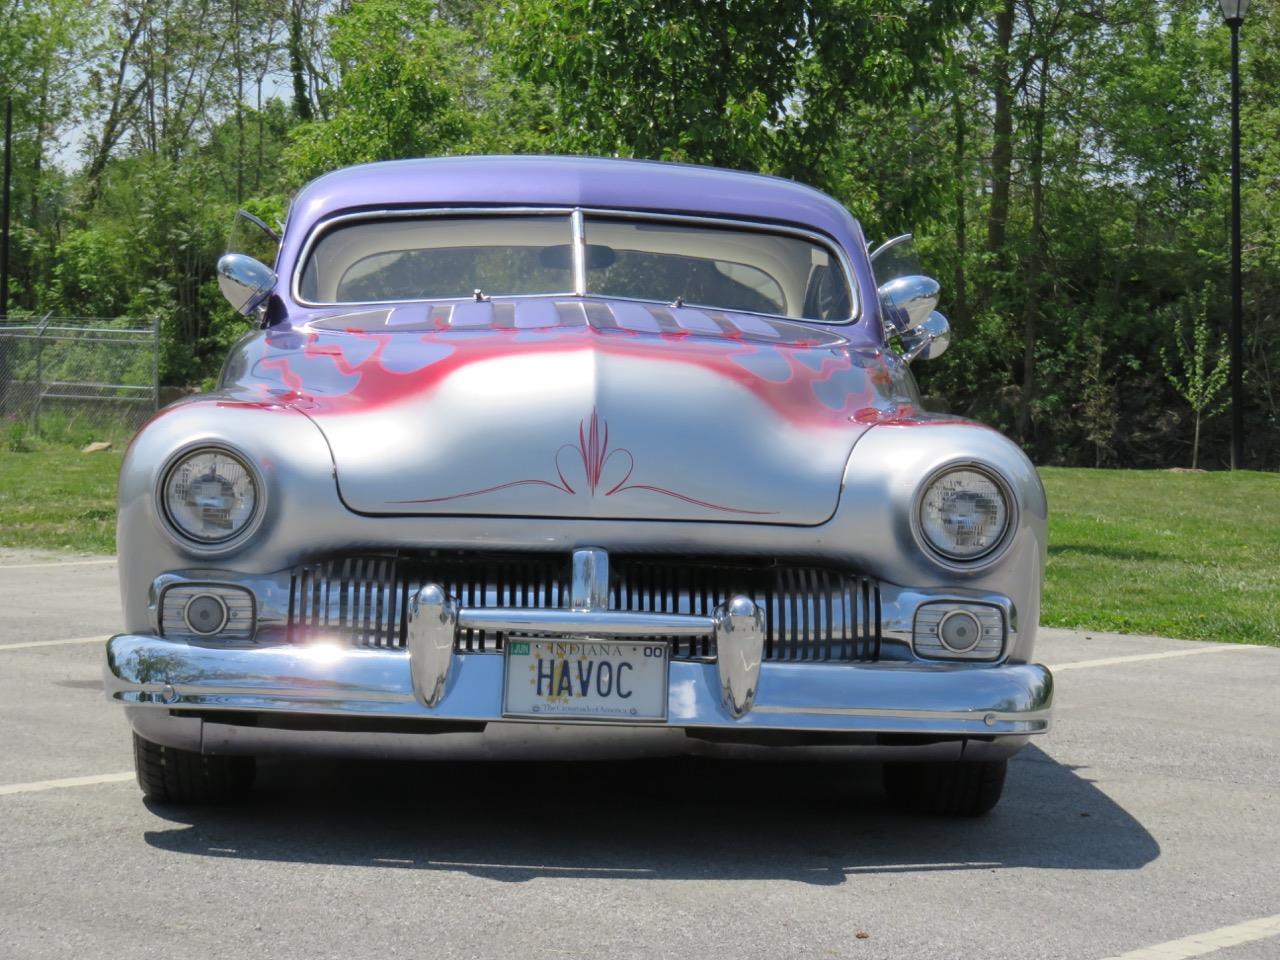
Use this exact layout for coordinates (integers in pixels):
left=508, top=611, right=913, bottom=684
left=869, top=233, right=951, bottom=363
left=217, top=253, right=276, bottom=316
left=877, top=275, right=939, bottom=335
left=900, top=311, right=951, bottom=363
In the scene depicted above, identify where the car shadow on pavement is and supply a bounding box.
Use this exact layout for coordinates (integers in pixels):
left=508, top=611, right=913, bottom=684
left=141, top=744, right=1159, bottom=885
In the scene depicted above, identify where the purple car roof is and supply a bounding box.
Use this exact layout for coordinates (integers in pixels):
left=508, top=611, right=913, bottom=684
left=278, top=156, right=880, bottom=336
left=284, top=155, right=865, bottom=257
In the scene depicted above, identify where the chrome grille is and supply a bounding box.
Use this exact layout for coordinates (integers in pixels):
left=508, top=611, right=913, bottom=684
left=287, top=555, right=880, bottom=662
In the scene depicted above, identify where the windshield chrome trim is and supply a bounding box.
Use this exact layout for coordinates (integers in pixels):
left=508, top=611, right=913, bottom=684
left=570, top=208, right=587, bottom=296
left=290, top=205, right=860, bottom=325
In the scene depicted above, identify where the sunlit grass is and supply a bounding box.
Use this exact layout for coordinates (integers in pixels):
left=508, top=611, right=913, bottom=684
left=1040, top=467, right=1279, bottom=646
left=0, top=437, right=123, bottom=553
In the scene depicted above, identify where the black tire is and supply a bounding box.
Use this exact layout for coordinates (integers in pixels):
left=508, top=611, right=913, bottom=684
left=882, top=759, right=1008, bottom=817
left=132, top=732, right=255, bottom=804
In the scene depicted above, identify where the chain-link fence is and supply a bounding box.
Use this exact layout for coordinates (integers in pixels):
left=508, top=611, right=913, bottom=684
left=0, top=314, right=160, bottom=441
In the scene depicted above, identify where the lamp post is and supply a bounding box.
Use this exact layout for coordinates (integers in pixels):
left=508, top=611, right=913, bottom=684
left=1220, top=0, right=1248, bottom=469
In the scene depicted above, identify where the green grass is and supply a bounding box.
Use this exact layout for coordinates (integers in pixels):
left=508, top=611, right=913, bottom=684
left=1041, top=467, right=1280, bottom=646
left=0, top=441, right=123, bottom=553
left=0, top=441, right=1276, bottom=644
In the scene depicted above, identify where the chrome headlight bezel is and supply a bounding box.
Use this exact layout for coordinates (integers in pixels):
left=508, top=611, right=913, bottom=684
left=155, top=442, right=266, bottom=554
left=912, top=461, right=1017, bottom=568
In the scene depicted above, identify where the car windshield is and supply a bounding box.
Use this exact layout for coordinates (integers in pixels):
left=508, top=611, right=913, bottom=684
left=298, top=215, right=574, bottom=303
left=297, top=212, right=852, bottom=321
left=582, top=218, right=849, bottom=321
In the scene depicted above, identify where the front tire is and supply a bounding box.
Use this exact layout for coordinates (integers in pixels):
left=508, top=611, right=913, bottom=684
left=882, top=759, right=1007, bottom=817
left=132, top=732, right=255, bottom=804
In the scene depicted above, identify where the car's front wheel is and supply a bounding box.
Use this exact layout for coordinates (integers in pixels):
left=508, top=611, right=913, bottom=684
left=882, top=759, right=1007, bottom=817
left=132, top=732, right=255, bottom=804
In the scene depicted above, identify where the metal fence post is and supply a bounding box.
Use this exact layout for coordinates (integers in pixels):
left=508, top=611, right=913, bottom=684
left=30, top=311, right=52, bottom=429
left=152, top=314, right=160, bottom=412
left=0, top=313, right=9, bottom=412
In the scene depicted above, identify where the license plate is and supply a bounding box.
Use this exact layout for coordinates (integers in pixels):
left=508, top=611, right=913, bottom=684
left=503, top=638, right=669, bottom=721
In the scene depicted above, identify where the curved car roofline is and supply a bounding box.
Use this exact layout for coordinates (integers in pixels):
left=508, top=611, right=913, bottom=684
left=286, top=156, right=863, bottom=241
left=304, top=154, right=842, bottom=199
left=275, top=156, right=879, bottom=339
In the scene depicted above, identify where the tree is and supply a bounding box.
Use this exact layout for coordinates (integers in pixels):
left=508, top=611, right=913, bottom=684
left=284, top=0, right=477, bottom=183
left=500, top=0, right=971, bottom=179
left=0, top=0, right=1276, bottom=473
left=0, top=0, right=100, bottom=305
left=1079, top=334, right=1119, bottom=468
left=1160, top=288, right=1232, bottom=470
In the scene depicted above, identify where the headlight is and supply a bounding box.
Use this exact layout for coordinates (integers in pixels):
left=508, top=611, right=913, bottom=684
left=161, top=447, right=259, bottom=544
left=917, top=466, right=1010, bottom=561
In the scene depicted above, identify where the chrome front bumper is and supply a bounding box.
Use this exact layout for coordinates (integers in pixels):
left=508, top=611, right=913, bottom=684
left=104, top=629, right=1053, bottom=740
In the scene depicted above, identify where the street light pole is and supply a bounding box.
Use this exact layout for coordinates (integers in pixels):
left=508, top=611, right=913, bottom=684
left=1219, top=0, right=1248, bottom=470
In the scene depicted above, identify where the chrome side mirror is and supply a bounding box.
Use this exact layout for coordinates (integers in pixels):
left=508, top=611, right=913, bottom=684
left=217, top=253, right=276, bottom=316
left=900, top=311, right=951, bottom=362
left=878, top=275, right=939, bottom=336
left=869, top=233, right=950, bottom=362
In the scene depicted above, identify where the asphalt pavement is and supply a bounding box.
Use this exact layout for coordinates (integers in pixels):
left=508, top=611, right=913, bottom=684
left=0, top=549, right=1277, bottom=960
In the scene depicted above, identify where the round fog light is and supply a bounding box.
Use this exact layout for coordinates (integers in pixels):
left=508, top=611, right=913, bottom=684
left=184, top=593, right=228, bottom=636
left=938, top=610, right=982, bottom=653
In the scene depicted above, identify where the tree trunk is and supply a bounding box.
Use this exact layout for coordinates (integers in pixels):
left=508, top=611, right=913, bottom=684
left=984, top=0, right=1017, bottom=307
left=30, top=72, right=48, bottom=227
left=255, top=74, right=264, bottom=194
left=21, top=70, right=51, bottom=309
left=83, top=19, right=145, bottom=206
left=289, top=1, right=314, bottom=121
left=1017, top=53, right=1050, bottom=445
left=1192, top=411, right=1201, bottom=470
left=951, top=87, right=969, bottom=327
left=232, top=0, right=244, bottom=204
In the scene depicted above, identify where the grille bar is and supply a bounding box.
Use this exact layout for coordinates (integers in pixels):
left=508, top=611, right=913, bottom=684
left=287, top=555, right=880, bottom=662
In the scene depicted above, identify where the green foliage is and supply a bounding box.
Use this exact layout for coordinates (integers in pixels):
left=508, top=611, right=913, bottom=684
left=31, top=406, right=138, bottom=448
left=46, top=228, right=133, bottom=317
left=1079, top=335, right=1120, bottom=468
left=285, top=0, right=477, bottom=182
left=2, top=0, right=1279, bottom=470
left=1159, top=286, right=1232, bottom=469
left=499, top=0, right=970, bottom=173
left=1160, top=288, right=1232, bottom=420
left=502, top=0, right=800, bottom=164
left=6, top=419, right=32, bottom=453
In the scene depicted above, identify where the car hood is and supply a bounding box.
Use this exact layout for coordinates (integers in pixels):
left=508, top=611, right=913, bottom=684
left=222, top=298, right=917, bottom=524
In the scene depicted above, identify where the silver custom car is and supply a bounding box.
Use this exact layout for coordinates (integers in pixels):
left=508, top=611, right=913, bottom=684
left=105, top=156, right=1052, bottom=815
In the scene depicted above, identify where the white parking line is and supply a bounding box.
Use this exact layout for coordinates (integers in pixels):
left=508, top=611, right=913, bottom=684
left=1101, top=913, right=1280, bottom=959
left=0, top=772, right=134, bottom=797
left=1048, top=645, right=1252, bottom=672
left=0, top=635, right=108, bottom=651
left=0, top=558, right=115, bottom=570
